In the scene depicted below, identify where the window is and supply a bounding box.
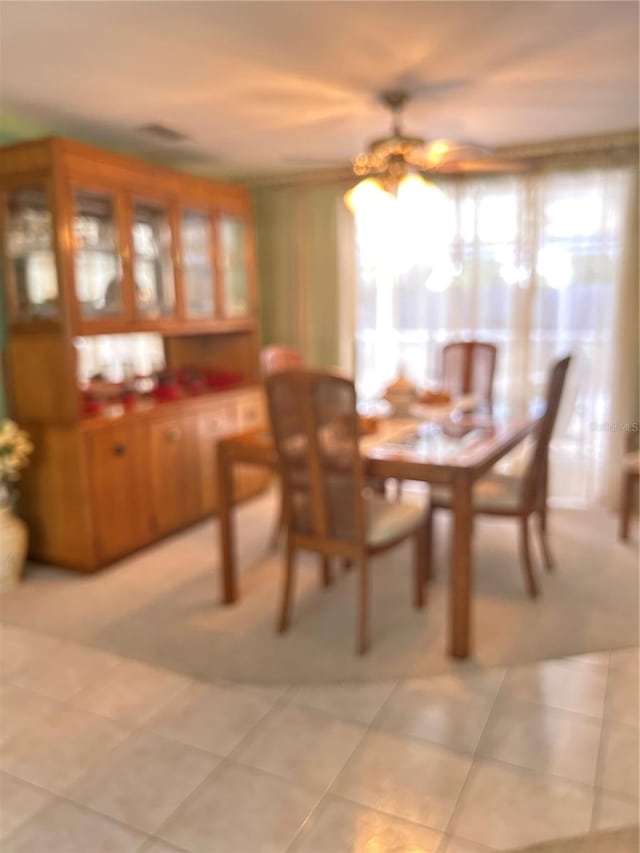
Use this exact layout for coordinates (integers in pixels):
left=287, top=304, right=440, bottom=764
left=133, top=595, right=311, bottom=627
left=354, top=167, right=632, bottom=505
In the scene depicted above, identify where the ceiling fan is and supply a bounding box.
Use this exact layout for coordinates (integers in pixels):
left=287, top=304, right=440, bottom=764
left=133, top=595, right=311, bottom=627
left=352, top=89, right=496, bottom=190
left=284, top=87, right=520, bottom=185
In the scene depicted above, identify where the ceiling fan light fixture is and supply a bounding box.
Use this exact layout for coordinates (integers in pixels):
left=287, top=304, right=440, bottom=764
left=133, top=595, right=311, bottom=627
left=426, top=139, right=451, bottom=160
left=395, top=172, right=446, bottom=207
left=349, top=88, right=493, bottom=194
left=344, top=171, right=444, bottom=214
left=345, top=89, right=483, bottom=211
left=343, top=176, right=393, bottom=214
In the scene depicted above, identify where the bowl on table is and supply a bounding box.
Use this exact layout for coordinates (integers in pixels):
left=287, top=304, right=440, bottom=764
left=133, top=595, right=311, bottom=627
left=418, top=388, right=452, bottom=405
left=359, top=414, right=379, bottom=435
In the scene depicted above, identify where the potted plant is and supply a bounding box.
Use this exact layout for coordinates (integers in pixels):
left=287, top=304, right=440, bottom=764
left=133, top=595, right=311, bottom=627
left=0, top=419, right=33, bottom=591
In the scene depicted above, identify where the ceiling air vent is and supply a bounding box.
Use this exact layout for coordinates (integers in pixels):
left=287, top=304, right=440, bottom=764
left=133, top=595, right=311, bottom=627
left=136, top=123, right=190, bottom=143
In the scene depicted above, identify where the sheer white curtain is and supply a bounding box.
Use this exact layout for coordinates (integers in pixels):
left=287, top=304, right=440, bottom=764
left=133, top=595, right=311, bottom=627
left=353, top=166, right=634, bottom=506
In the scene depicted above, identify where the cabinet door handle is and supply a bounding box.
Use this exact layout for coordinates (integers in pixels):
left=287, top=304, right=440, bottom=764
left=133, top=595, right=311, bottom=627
left=113, top=443, right=127, bottom=456
left=165, top=428, right=182, bottom=442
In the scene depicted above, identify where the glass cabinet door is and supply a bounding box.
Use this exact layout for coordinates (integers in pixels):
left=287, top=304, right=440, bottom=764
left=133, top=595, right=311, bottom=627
left=219, top=215, right=250, bottom=317
left=131, top=199, right=175, bottom=319
left=72, top=188, right=124, bottom=321
left=4, top=187, right=59, bottom=321
left=179, top=209, right=215, bottom=318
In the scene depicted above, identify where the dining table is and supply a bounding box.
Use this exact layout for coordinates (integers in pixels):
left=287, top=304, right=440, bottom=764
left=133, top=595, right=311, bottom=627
left=215, top=405, right=541, bottom=659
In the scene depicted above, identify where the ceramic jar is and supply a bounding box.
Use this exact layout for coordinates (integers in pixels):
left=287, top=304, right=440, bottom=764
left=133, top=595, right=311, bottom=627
left=383, top=370, right=417, bottom=416
left=0, top=504, right=28, bottom=591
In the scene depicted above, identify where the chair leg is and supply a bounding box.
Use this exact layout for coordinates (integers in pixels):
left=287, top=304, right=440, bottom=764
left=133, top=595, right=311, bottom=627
left=519, top=516, right=538, bottom=598
left=357, top=557, right=371, bottom=655
left=424, top=506, right=434, bottom=584
left=539, top=499, right=547, bottom=533
left=536, top=511, right=555, bottom=571
left=278, top=542, right=296, bottom=633
left=620, top=472, right=633, bottom=542
left=320, top=556, right=333, bottom=587
left=268, top=489, right=285, bottom=552
left=414, top=527, right=426, bottom=608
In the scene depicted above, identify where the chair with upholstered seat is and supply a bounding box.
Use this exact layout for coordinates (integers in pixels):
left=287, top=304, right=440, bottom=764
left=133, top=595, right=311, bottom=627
left=426, top=354, right=572, bottom=598
left=265, top=369, right=428, bottom=654
left=260, top=345, right=305, bottom=550
left=441, top=340, right=497, bottom=413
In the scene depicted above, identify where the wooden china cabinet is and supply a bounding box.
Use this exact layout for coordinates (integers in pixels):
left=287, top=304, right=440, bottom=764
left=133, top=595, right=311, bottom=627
left=0, top=137, right=270, bottom=571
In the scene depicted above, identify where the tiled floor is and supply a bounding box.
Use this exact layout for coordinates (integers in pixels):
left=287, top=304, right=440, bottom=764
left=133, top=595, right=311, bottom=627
left=0, top=621, right=637, bottom=852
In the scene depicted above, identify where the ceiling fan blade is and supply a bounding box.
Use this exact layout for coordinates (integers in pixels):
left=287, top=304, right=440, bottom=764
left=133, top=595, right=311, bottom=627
left=430, top=157, right=530, bottom=175
left=388, top=74, right=472, bottom=103
left=426, top=138, right=493, bottom=158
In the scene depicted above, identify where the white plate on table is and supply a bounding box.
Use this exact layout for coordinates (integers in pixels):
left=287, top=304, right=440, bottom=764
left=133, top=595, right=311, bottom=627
left=357, top=398, right=393, bottom=418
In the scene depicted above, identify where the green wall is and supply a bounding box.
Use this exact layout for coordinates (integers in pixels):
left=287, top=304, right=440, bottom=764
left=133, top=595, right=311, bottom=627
left=252, top=182, right=346, bottom=369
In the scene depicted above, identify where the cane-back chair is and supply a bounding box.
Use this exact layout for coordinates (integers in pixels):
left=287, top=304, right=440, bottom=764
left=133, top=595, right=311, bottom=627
left=260, top=346, right=305, bottom=550
left=441, top=341, right=498, bottom=413
left=265, top=370, right=428, bottom=654
left=428, top=354, right=572, bottom=598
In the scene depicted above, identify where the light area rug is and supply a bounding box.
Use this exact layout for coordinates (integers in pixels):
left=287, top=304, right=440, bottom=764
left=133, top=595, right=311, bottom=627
left=510, top=826, right=639, bottom=853
left=1, top=488, right=638, bottom=684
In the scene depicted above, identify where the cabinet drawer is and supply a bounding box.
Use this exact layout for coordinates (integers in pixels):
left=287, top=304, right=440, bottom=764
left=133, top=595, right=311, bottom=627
left=86, top=423, right=152, bottom=563
left=237, top=391, right=267, bottom=430
left=198, top=405, right=237, bottom=440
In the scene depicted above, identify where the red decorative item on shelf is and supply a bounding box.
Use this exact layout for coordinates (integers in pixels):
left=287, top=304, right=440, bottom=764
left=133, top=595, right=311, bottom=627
left=152, top=371, right=182, bottom=402
left=204, top=369, right=243, bottom=390
left=186, top=378, right=207, bottom=395
left=176, top=367, right=207, bottom=396
left=120, top=391, right=139, bottom=410
left=151, top=384, right=182, bottom=402
left=82, top=395, right=103, bottom=417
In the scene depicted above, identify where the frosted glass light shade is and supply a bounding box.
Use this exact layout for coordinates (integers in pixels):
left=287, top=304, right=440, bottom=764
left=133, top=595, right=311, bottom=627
left=344, top=177, right=393, bottom=213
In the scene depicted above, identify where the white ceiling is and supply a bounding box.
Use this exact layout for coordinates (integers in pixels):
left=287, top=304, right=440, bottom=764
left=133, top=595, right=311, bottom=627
left=1, top=1, right=638, bottom=179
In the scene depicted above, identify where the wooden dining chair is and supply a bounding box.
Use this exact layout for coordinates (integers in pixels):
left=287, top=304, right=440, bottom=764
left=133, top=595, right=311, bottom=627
left=265, top=369, right=428, bottom=654
left=260, top=345, right=305, bottom=550
left=441, top=340, right=497, bottom=413
left=426, top=354, right=572, bottom=598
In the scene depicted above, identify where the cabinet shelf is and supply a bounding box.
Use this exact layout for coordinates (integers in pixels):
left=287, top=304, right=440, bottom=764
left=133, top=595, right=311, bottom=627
left=8, top=247, right=53, bottom=259
left=79, top=384, right=257, bottom=430
left=74, top=245, right=117, bottom=254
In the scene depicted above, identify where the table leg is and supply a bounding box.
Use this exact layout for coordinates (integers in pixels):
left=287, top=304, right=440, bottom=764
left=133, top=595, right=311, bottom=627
left=449, top=473, right=473, bottom=659
left=217, top=442, right=237, bottom=604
